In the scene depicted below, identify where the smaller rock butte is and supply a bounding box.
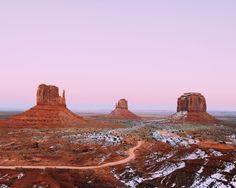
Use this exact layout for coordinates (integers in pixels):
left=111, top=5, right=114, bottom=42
left=108, top=99, right=141, bottom=120
left=173, top=92, right=218, bottom=123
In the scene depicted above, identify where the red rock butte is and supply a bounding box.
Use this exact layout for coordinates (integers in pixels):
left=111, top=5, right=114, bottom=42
left=108, top=99, right=141, bottom=120
left=177, top=93, right=206, bottom=113
left=172, top=92, right=218, bottom=123
left=3, top=84, right=85, bottom=127
left=37, top=84, right=66, bottom=107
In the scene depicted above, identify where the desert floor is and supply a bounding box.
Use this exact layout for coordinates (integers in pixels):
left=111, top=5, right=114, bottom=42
left=0, top=111, right=235, bottom=188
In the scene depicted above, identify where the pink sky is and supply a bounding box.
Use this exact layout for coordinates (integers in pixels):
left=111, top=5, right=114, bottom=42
left=0, top=1, right=236, bottom=111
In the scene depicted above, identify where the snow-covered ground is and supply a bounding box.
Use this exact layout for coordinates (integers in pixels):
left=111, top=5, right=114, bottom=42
left=113, top=159, right=236, bottom=188
left=152, top=130, right=197, bottom=147
left=190, top=161, right=236, bottom=188
left=112, top=166, right=144, bottom=188
left=147, top=161, right=185, bottom=179
left=181, top=148, right=208, bottom=160
left=113, top=161, right=186, bottom=188
left=62, top=131, right=123, bottom=146
left=113, top=141, right=235, bottom=188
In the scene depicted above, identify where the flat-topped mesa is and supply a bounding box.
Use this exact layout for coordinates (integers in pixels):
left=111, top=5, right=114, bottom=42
left=37, top=84, right=66, bottom=107
left=173, top=92, right=218, bottom=123
left=109, top=99, right=141, bottom=120
left=177, top=92, right=206, bottom=112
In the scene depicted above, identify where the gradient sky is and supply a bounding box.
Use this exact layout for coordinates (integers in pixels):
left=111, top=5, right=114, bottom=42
left=0, top=1, right=236, bottom=111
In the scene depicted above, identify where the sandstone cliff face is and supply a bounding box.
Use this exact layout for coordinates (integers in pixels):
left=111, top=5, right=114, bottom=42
left=177, top=93, right=206, bottom=112
left=109, top=99, right=141, bottom=120
left=173, top=93, right=218, bottom=123
left=37, top=84, right=66, bottom=106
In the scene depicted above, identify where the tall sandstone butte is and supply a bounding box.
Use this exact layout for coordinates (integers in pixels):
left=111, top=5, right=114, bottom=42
left=108, top=99, right=141, bottom=120
left=173, top=92, right=218, bottom=123
left=37, top=84, right=66, bottom=106
left=5, top=84, right=85, bottom=127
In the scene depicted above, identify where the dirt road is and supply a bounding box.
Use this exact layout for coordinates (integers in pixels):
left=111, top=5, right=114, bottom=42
left=0, top=141, right=143, bottom=170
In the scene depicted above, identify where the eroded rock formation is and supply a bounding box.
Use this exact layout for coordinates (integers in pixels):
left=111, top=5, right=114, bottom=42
left=173, top=93, right=218, bottom=123
left=116, top=99, right=128, bottom=110
left=177, top=93, right=206, bottom=112
left=5, top=84, right=85, bottom=126
left=37, top=84, right=66, bottom=106
left=108, top=99, right=141, bottom=120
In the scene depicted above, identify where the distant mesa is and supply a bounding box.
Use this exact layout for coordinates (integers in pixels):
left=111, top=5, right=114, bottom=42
left=172, top=92, right=218, bottom=123
left=4, top=84, right=85, bottom=127
left=108, top=99, right=141, bottom=120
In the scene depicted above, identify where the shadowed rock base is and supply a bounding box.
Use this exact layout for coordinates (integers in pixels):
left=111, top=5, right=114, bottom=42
left=5, top=105, right=86, bottom=127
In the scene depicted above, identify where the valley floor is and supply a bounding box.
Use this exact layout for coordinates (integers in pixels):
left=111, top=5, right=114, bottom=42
left=0, top=113, right=235, bottom=188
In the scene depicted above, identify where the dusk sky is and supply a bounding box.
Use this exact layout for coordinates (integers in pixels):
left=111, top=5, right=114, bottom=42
left=0, top=1, right=236, bottom=111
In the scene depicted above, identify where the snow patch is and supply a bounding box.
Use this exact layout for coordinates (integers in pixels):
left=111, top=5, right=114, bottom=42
left=181, top=149, right=208, bottom=160
left=112, top=167, right=144, bottom=188
left=62, top=132, right=122, bottom=146
left=197, top=166, right=204, bottom=174
left=0, top=185, right=9, bottom=188
left=209, top=149, right=223, bottom=157
left=148, top=161, right=185, bottom=179
left=152, top=131, right=193, bottom=147
left=172, top=111, right=188, bottom=119
left=17, top=172, right=24, bottom=180
left=223, top=162, right=235, bottom=173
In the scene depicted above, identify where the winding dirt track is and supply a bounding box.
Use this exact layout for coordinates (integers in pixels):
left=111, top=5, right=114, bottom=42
left=0, top=141, right=143, bottom=170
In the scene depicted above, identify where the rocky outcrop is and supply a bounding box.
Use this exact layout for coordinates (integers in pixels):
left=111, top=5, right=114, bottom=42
left=177, top=93, right=206, bottom=112
left=5, top=84, right=85, bottom=127
left=108, top=99, right=141, bottom=120
left=172, top=93, right=218, bottom=123
left=37, top=84, right=66, bottom=106
left=116, top=99, right=128, bottom=110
